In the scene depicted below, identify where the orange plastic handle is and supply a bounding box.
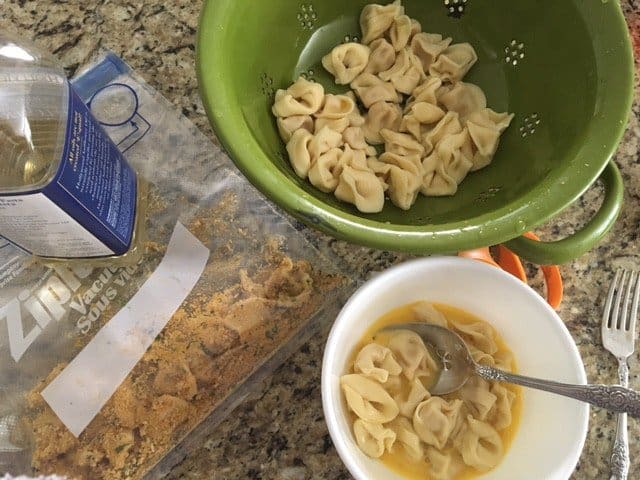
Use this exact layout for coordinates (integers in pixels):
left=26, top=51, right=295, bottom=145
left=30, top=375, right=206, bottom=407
left=458, top=233, right=563, bottom=310
left=494, top=245, right=527, bottom=283
left=522, top=232, right=563, bottom=310
left=458, top=247, right=501, bottom=268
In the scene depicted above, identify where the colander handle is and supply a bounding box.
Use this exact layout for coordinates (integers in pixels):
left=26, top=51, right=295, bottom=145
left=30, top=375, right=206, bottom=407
left=504, top=160, right=623, bottom=265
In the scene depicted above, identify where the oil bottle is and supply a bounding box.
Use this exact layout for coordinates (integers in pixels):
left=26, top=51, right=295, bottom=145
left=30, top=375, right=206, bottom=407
left=0, top=32, right=142, bottom=261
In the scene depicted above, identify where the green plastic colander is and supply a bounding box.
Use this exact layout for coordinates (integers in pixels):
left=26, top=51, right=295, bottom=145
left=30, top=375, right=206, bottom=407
left=197, top=0, right=633, bottom=264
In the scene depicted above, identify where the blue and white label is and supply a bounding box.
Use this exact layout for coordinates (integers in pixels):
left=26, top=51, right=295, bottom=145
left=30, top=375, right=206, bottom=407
left=0, top=195, right=115, bottom=258
left=0, top=82, right=137, bottom=258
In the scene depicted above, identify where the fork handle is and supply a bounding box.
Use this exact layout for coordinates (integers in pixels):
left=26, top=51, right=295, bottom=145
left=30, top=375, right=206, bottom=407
left=610, top=360, right=630, bottom=480
left=475, top=365, right=640, bottom=418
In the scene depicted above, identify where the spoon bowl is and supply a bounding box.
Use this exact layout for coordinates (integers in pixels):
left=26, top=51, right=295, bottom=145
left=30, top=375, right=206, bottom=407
left=387, top=322, right=640, bottom=418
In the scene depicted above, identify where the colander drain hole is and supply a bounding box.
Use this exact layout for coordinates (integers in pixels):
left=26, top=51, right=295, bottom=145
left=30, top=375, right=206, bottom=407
left=475, top=186, right=502, bottom=203
left=444, top=0, right=468, bottom=18
left=297, top=3, right=317, bottom=30
left=299, top=69, right=316, bottom=82
left=505, top=39, right=525, bottom=66
left=520, top=113, right=540, bottom=138
left=260, top=73, right=276, bottom=99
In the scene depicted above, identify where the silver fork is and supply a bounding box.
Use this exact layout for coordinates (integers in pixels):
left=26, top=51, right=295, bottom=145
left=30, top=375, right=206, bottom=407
left=602, top=269, right=640, bottom=480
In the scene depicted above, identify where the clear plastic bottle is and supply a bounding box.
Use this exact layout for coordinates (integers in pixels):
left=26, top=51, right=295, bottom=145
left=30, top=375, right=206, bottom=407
left=0, top=32, right=141, bottom=261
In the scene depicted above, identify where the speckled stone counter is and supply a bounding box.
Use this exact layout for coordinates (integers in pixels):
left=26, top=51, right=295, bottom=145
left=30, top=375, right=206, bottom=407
left=2, top=1, right=640, bottom=479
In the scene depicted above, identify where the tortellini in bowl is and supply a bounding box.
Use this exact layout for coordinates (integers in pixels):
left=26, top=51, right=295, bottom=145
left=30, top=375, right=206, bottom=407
left=322, top=257, right=589, bottom=480
left=337, top=308, right=518, bottom=480
left=271, top=0, right=513, bottom=214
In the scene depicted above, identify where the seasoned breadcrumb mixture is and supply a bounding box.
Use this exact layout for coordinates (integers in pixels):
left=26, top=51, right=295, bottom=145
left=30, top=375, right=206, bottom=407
left=21, top=196, right=345, bottom=480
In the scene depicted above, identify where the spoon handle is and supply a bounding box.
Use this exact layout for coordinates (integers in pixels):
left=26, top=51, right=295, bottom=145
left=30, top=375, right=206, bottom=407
left=475, top=364, right=640, bottom=418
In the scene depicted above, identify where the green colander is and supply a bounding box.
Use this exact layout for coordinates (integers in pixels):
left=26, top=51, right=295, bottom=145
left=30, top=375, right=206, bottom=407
left=197, top=0, right=633, bottom=265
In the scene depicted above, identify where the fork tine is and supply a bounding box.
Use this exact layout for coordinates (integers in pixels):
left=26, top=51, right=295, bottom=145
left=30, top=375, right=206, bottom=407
left=629, top=270, right=640, bottom=333
left=621, top=270, right=635, bottom=330
left=614, top=270, right=629, bottom=329
left=604, top=269, right=623, bottom=329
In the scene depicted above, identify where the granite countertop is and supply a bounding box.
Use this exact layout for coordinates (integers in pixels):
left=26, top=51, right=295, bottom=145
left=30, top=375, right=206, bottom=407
left=2, top=1, right=640, bottom=479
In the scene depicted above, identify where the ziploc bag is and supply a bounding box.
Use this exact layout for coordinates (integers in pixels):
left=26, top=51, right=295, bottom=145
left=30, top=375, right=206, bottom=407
left=0, top=53, right=351, bottom=480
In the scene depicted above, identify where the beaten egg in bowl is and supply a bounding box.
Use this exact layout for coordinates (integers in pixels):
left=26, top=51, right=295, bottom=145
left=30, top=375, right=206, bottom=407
left=322, top=257, right=588, bottom=480
left=340, top=301, right=522, bottom=480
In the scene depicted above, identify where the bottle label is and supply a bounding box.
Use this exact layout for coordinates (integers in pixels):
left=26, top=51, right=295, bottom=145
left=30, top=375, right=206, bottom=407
left=0, top=82, right=137, bottom=258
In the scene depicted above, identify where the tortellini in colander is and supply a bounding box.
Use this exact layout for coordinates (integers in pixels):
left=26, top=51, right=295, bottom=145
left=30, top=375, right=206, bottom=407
left=339, top=301, right=520, bottom=480
left=272, top=0, right=513, bottom=213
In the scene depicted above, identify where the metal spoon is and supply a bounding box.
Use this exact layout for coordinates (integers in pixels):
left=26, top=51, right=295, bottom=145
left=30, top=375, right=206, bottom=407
left=386, top=323, right=640, bottom=418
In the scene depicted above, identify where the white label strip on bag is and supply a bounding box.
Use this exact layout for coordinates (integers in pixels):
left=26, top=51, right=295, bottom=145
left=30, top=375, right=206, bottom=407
left=41, top=222, right=210, bottom=437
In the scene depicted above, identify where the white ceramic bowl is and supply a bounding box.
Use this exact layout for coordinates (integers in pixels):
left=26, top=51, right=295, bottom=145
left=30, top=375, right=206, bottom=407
left=321, top=256, right=588, bottom=480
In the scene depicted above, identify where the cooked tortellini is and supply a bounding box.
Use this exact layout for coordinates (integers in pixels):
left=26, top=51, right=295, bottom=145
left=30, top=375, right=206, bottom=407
left=335, top=164, right=386, bottom=213
left=421, top=128, right=475, bottom=196
left=439, top=82, right=487, bottom=121
left=340, top=301, right=520, bottom=480
left=364, top=38, right=396, bottom=75
left=308, top=147, right=343, bottom=193
left=389, top=14, right=413, bottom=51
left=387, top=328, right=438, bottom=380
left=286, top=129, right=314, bottom=178
left=449, top=318, right=499, bottom=356
left=394, top=377, right=430, bottom=418
left=456, top=416, right=504, bottom=471
left=313, top=96, right=355, bottom=134
left=422, top=111, right=464, bottom=156
left=315, top=116, right=350, bottom=134
left=273, top=0, right=513, bottom=214
left=322, top=43, right=371, bottom=85
left=400, top=102, right=446, bottom=141
left=411, top=32, right=452, bottom=72
left=353, top=418, right=397, bottom=458
left=413, top=397, right=464, bottom=449
left=360, top=0, right=404, bottom=44
left=354, top=343, right=403, bottom=383
left=412, top=301, right=448, bottom=327
left=316, top=93, right=356, bottom=119
left=388, top=416, right=424, bottom=461
left=343, top=126, right=377, bottom=156
left=489, top=382, right=517, bottom=431
left=458, top=377, right=497, bottom=421
left=277, top=115, right=314, bottom=143
left=409, top=75, right=443, bottom=106
left=363, top=101, right=403, bottom=145
left=378, top=152, right=424, bottom=210
left=352, top=73, right=403, bottom=108
left=429, top=43, right=479, bottom=82
left=381, top=128, right=425, bottom=157
left=466, top=108, right=515, bottom=171
left=378, top=48, right=426, bottom=95
left=426, top=446, right=463, bottom=480
left=272, top=77, right=325, bottom=117
left=308, top=126, right=343, bottom=161
left=341, top=373, right=400, bottom=423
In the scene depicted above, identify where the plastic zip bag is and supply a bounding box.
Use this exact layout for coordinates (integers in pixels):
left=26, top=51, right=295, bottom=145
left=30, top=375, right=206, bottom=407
left=0, top=52, right=351, bottom=480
